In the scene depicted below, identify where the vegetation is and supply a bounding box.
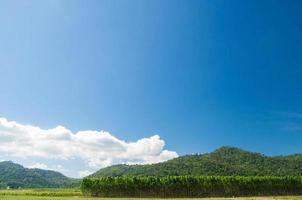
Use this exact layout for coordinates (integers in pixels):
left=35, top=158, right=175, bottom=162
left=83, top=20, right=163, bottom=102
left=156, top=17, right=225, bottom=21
left=4, top=189, right=302, bottom=199
left=1, top=196, right=302, bottom=200
left=0, top=161, right=80, bottom=188
left=1, top=188, right=302, bottom=199
left=92, top=146, right=302, bottom=177
left=0, top=188, right=81, bottom=197
left=81, top=176, right=302, bottom=198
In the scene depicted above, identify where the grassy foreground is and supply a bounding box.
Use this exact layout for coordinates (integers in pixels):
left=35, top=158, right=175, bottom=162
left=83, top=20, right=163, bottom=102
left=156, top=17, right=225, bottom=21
left=1, top=189, right=302, bottom=199
left=0, top=189, right=81, bottom=196
left=1, top=196, right=302, bottom=200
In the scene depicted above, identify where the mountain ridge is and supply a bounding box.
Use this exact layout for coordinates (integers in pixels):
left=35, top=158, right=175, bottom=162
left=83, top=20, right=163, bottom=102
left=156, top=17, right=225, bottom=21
left=92, top=146, right=302, bottom=177
left=2, top=146, right=302, bottom=188
left=0, top=161, right=80, bottom=188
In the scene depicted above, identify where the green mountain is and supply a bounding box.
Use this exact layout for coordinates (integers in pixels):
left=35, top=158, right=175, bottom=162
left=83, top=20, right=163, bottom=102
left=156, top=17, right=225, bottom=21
left=92, top=146, right=302, bottom=177
left=0, top=161, right=80, bottom=188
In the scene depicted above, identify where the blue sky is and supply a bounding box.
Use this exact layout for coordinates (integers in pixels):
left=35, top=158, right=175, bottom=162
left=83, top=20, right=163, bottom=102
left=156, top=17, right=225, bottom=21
left=0, top=0, right=302, bottom=177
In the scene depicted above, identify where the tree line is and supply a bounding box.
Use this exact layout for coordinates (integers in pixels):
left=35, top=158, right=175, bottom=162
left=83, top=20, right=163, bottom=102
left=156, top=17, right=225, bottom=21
left=81, top=176, right=302, bottom=197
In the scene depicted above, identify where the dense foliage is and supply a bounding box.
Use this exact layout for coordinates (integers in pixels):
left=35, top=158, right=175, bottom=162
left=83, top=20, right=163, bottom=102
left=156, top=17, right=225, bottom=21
left=0, top=161, right=80, bottom=188
left=81, top=176, right=302, bottom=198
left=92, top=146, right=302, bottom=177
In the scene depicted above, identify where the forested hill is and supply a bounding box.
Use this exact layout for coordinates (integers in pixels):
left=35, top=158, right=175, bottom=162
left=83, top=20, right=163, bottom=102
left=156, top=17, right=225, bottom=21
left=0, top=161, right=80, bottom=188
left=92, top=146, right=302, bottom=177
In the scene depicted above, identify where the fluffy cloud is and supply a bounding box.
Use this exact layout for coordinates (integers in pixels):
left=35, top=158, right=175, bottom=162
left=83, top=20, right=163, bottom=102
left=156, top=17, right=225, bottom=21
left=78, top=170, right=94, bottom=178
left=28, top=163, right=49, bottom=170
left=0, top=118, right=178, bottom=175
left=27, top=162, right=70, bottom=173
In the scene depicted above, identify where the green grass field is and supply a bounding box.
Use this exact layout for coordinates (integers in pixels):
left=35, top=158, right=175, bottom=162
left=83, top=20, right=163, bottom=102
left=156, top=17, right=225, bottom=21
left=0, top=189, right=81, bottom=196
left=1, top=189, right=302, bottom=200
left=1, top=196, right=302, bottom=200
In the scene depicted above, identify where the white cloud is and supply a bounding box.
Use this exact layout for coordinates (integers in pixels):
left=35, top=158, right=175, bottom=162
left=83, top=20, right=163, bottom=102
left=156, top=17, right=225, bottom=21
left=0, top=117, right=178, bottom=177
left=78, top=170, right=93, bottom=178
left=28, top=163, right=49, bottom=170
left=27, top=163, right=70, bottom=174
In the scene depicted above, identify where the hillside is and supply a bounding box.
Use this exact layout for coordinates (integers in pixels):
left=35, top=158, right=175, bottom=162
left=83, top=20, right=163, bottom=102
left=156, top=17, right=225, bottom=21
left=0, top=161, right=80, bottom=188
left=92, top=146, right=302, bottom=177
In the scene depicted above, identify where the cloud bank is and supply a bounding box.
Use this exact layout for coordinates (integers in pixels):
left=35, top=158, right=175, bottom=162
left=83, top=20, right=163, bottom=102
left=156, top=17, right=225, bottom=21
left=0, top=117, right=178, bottom=177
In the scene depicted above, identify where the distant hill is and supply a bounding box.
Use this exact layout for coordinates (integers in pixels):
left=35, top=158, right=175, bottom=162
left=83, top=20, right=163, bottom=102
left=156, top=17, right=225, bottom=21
left=92, top=146, right=302, bottom=177
left=0, top=161, right=80, bottom=188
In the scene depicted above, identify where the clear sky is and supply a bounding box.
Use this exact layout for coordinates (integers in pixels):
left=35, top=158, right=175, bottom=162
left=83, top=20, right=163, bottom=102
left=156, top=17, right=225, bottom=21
left=0, top=0, right=302, bottom=177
